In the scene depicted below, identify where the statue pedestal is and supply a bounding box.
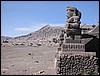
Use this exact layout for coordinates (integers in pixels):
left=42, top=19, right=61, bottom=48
left=67, top=28, right=81, bottom=35
left=65, top=35, right=81, bottom=43
left=65, top=39, right=81, bottom=43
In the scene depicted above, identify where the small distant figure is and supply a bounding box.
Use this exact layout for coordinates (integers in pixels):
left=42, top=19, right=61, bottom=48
left=59, top=29, right=65, bottom=47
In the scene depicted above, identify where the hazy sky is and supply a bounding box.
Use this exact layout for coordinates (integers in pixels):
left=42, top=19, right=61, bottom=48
left=1, top=1, right=99, bottom=37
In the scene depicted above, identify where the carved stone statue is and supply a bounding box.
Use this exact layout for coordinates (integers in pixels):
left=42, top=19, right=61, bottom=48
left=66, top=6, right=81, bottom=24
left=65, top=6, right=82, bottom=39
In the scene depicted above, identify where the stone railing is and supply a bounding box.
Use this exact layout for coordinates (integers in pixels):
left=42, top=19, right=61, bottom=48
left=62, top=43, right=85, bottom=51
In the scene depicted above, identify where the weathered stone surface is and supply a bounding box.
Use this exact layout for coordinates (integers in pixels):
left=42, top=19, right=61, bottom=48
left=56, top=52, right=99, bottom=75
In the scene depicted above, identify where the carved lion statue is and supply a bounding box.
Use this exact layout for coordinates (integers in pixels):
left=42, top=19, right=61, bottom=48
left=66, top=6, right=82, bottom=29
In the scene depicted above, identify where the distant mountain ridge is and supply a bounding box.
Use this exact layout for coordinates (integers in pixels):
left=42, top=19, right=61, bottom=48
left=13, top=25, right=63, bottom=41
left=1, top=24, right=99, bottom=42
left=1, top=36, right=12, bottom=40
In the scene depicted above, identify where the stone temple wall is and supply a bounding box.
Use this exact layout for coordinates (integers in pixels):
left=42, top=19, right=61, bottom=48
left=55, top=52, right=99, bottom=75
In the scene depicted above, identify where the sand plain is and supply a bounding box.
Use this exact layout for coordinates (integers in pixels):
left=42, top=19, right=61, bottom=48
left=1, top=46, right=58, bottom=75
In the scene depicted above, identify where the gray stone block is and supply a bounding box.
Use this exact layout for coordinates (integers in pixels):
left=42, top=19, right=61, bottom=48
left=55, top=52, right=98, bottom=75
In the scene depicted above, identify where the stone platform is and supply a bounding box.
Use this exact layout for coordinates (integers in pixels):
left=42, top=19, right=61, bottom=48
left=65, top=39, right=81, bottom=43
left=65, top=35, right=81, bottom=43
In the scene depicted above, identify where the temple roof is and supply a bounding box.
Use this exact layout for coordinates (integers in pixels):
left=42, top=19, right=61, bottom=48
left=81, top=24, right=93, bottom=29
left=88, top=25, right=99, bottom=38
